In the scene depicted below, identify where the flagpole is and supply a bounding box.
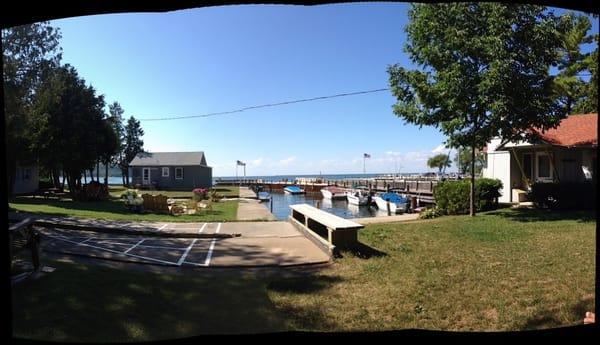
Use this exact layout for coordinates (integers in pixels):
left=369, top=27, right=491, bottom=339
left=363, top=157, right=365, bottom=175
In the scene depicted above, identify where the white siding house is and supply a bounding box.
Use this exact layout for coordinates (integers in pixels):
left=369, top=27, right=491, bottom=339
left=482, top=113, right=597, bottom=203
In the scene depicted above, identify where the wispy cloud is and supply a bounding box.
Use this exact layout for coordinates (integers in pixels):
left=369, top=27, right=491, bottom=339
left=431, top=144, right=448, bottom=154
left=279, top=156, right=296, bottom=165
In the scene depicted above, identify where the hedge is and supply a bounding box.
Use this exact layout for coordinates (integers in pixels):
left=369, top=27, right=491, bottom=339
left=530, top=181, right=596, bottom=210
left=433, top=178, right=503, bottom=215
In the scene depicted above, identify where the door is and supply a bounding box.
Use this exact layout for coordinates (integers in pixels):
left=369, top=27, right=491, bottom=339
left=561, top=159, right=578, bottom=182
left=142, top=168, right=150, bottom=185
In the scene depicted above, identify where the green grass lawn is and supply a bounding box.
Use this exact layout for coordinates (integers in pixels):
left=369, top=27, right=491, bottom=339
left=11, top=208, right=595, bottom=340
left=108, top=186, right=240, bottom=198
left=9, top=196, right=239, bottom=222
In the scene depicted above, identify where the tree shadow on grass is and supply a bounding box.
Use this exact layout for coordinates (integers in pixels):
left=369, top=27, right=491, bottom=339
left=266, top=275, right=344, bottom=294
left=484, top=207, right=596, bottom=223
left=518, top=295, right=595, bottom=330
left=11, top=259, right=291, bottom=341
left=335, top=242, right=388, bottom=260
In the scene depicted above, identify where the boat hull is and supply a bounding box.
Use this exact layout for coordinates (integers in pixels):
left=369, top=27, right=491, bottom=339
left=284, top=187, right=305, bottom=194
left=346, top=193, right=369, bottom=206
left=321, top=188, right=347, bottom=200
left=374, top=196, right=407, bottom=214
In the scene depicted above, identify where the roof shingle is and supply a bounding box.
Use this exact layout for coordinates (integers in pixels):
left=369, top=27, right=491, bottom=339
left=129, top=152, right=208, bottom=166
left=534, top=113, right=598, bottom=147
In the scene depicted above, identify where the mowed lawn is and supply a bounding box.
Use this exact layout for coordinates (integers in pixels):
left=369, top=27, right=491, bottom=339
left=9, top=186, right=240, bottom=222
left=108, top=186, right=240, bottom=199
left=11, top=208, right=595, bottom=340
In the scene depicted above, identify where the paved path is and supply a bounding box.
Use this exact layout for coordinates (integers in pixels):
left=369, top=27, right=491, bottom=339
left=11, top=211, right=327, bottom=268
left=238, top=187, right=257, bottom=198
left=36, top=220, right=330, bottom=268
left=236, top=187, right=276, bottom=221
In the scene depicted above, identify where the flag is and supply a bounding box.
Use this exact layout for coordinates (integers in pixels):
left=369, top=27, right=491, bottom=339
left=237, top=160, right=246, bottom=166
left=364, top=153, right=371, bottom=158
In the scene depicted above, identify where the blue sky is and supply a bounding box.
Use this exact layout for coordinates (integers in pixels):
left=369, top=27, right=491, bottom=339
left=49, top=3, right=598, bottom=177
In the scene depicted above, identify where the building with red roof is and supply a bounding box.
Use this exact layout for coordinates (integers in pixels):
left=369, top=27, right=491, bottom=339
left=482, top=113, right=597, bottom=203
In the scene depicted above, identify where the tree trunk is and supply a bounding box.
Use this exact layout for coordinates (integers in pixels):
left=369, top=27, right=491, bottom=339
left=470, top=143, right=476, bottom=217
left=105, top=162, right=109, bottom=188
left=96, top=161, right=100, bottom=183
left=52, top=168, right=61, bottom=188
left=61, top=172, right=66, bottom=191
left=6, top=159, right=16, bottom=196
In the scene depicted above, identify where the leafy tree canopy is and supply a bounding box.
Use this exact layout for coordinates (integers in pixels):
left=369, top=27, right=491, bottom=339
left=427, top=153, right=452, bottom=173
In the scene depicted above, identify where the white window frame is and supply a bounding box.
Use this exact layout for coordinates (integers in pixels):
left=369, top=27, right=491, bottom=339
left=535, top=152, right=553, bottom=181
left=162, top=167, right=169, bottom=177
left=175, top=167, right=184, bottom=180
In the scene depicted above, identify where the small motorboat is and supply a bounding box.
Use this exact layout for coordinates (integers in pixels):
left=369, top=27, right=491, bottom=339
left=346, top=188, right=371, bottom=206
left=258, top=191, right=271, bottom=202
left=283, top=185, right=305, bottom=194
left=373, top=192, right=409, bottom=214
left=320, top=186, right=347, bottom=200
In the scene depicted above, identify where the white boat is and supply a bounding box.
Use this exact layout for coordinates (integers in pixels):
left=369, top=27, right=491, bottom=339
left=258, top=191, right=271, bottom=202
left=320, top=186, right=347, bottom=200
left=373, top=192, right=409, bottom=214
left=346, top=189, right=371, bottom=206
left=283, top=185, right=305, bottom=194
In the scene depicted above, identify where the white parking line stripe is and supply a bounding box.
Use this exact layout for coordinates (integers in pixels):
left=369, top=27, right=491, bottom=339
left=203, top=223, right=222, bottom=267
left=92, top=240, right=189, bottom=250
left=198, top=223, right=207, bottom=233
left=182, top=261, right=208, bottom=267
left=177, top=239, right=198, bottom=266
left=78, top=237, right=94, bottom=244
left=158, top=224, right=168, bottom=231
left=124, top=239, right=146, bottom=254
left=46, top=235, right=178, bottom=266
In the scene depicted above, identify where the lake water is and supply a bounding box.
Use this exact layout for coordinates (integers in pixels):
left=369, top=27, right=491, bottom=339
left=263, top=191, right=395, bottom=221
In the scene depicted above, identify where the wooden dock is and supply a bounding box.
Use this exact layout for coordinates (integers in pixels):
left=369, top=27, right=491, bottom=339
left=214, top=176, right=458, bottom=204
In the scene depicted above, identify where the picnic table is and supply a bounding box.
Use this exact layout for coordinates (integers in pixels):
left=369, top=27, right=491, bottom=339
left=38, top=187, right=63, bottom=199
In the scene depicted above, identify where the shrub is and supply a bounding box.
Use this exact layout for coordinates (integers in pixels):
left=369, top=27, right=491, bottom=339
left=530, top=181, right=596, bottom=210
left=419, top=207, right=442, bottom=219
left=433, top=178, right=503, bottom=215
left=209, top=190, right=223, bottom=202
left=192, top=188, right=208, bottom=201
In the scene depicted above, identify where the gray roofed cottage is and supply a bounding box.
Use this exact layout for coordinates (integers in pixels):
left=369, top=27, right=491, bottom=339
left=129, top=151, right=212, bottom=190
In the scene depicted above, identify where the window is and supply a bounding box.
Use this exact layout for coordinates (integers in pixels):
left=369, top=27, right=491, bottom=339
left=536, top=152, right=552, bottom=180
left=175, top=167, right=183, bottom=179
left=522, top=153, right=532, bottom=180
left=162, top=167, right=169, bottom=177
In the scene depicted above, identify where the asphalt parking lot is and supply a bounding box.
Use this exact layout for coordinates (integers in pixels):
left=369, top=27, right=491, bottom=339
left=38, top=221, right=331, bottom=268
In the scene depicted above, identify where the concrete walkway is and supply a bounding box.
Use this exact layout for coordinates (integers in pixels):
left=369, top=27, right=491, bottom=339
left=236, top=187, right=276, bottom=221
left=238, top=186, right=257, bottom=198
left=10, top=211, right=330, bottom=268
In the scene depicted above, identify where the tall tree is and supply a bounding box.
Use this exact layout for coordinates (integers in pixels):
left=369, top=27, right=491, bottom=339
left=455, top=147, right=486, bottom=176
left=108, top=102, right=127, bottom=186
left=553, top=13, right=594, bottom=114
left=3, top=22, right=62, bottom=194
left=98, top=118, right=120, bottom=188
left=573, top=14, right=598, bottom=113
left=387, top=3, right=564, bottom=216
left=31, top=64, right=107, bottom=199
left=121, top=116, right=145, bottom=186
